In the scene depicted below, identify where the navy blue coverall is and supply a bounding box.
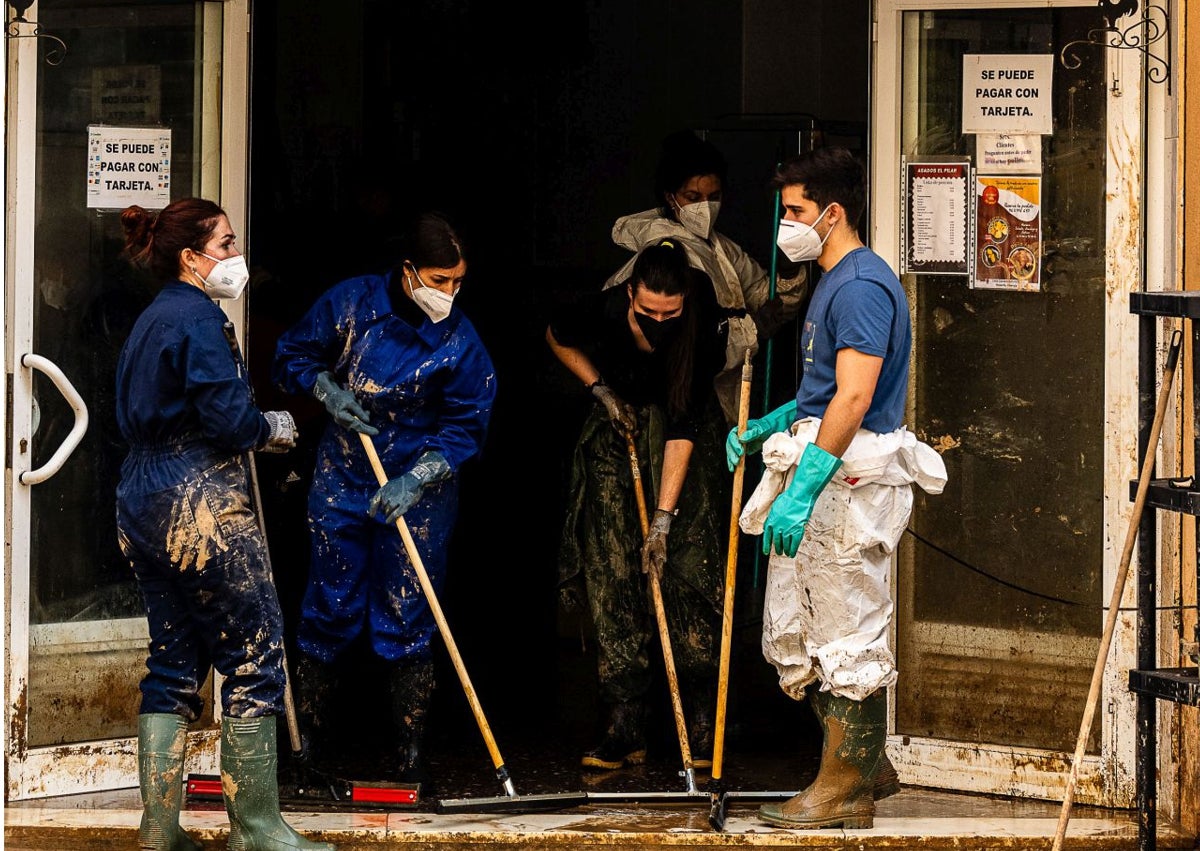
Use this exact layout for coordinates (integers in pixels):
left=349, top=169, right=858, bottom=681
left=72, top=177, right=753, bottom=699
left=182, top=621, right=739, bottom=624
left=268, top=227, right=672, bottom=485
left=116, top=281, right=286, bottom=720
left=272, top=272, right=496, bottom=665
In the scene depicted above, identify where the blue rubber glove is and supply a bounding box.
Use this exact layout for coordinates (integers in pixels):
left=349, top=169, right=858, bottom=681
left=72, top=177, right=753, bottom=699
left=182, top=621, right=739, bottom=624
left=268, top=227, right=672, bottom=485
left=313, top=371, right=379, bottom=436
left=368, top=451, right=451, bottom=524
left=762, top=442, right=843, bottom=557
left=725, top=399, right=798, bottom=472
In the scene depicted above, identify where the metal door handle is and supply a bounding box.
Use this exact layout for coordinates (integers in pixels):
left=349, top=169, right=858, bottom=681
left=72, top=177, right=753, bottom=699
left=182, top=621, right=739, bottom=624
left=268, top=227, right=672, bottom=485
left=19, top=353, right=89, bottom=485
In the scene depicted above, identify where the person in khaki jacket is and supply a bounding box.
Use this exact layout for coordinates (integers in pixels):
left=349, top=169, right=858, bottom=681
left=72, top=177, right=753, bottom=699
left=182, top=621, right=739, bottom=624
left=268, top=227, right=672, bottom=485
left=604, top=129, right=807, bottom=429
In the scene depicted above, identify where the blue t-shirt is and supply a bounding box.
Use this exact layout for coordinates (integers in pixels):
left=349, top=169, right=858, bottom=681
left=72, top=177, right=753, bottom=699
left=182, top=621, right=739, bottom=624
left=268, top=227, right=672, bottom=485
left=796, top=248, right=911, bottom=434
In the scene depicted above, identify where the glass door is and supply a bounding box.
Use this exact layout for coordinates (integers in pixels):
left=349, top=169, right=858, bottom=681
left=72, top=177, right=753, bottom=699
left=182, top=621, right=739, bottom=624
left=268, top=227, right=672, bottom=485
left=5, top=0, right=249, bottom=799
left=872, top=0, right=1152, bottom=806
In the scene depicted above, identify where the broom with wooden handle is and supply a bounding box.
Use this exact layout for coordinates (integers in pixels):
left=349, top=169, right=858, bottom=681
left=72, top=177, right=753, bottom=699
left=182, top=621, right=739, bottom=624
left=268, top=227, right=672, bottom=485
left=625, top=432, right=699, bottom=794
left=708, top=351, right=753, bottom=830
left=1051, top=328, right=1182, bottom=851
left=356, top=431, right=586, bottom=814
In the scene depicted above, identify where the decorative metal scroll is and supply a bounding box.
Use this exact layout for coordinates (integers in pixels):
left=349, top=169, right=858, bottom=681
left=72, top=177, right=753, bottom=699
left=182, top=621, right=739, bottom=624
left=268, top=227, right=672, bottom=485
left=5, top=0, right=68, bottom=66
left=1059, top=0, right=1170, bottom=92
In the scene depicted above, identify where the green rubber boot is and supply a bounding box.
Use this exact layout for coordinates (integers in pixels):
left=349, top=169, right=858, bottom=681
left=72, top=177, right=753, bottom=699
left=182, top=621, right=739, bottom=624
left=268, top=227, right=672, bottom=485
left=759, top=689, right=886, bottom=829
left=221, top=715, right=336, bottom=850
left=138, top=713, right=202, bottom=851
left=806, top=685, right=901, bottom=800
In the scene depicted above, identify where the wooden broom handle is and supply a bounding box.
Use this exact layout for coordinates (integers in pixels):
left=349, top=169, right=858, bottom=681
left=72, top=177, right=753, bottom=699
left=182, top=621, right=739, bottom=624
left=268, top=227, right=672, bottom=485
left=712, top=351, right=753, bottom=782
left=626, top=434, right=694, bottom=773
left=246, top=452, right=303, bottom=755
left=357, top=432, right=507, bottom=774
left=1051, top=328, right=1182, bottom=851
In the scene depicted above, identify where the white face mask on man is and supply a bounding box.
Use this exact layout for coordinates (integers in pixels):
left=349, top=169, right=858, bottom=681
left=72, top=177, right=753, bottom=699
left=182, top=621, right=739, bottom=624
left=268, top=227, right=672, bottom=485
left=776, top=205, right=832, bottom=263
left=195, top=252, right=250, bottom=300
left=406, top=266, right=455, bottom=323
left=673, top=198, right=720, bottom=240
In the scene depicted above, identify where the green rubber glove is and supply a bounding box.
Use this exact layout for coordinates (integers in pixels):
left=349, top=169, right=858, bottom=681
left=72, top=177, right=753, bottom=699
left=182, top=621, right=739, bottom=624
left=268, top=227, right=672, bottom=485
left=762, top=442, right=843, bottom=558
left=725, top=399, right=798, bottom=471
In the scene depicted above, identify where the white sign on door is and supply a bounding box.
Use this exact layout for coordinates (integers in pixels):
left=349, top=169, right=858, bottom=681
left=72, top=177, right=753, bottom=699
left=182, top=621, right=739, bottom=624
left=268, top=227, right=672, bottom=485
left=86, top=125, right=171, bottom=210
left=961, top=54, right=1053, bottom=135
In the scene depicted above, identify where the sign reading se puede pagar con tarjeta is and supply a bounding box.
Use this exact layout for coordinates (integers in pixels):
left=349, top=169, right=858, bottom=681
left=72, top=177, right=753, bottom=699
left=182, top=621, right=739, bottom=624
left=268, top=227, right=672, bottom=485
left=961, top=54, right=1053, bottom=136
left=86, top=125, right=171, bottom=210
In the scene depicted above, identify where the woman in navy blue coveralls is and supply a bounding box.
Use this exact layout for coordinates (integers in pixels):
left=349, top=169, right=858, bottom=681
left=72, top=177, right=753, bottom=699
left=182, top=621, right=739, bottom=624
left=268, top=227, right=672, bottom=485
left=272, top=211, right=496, bottom=787
left=115, top=198, right=332, bottom=850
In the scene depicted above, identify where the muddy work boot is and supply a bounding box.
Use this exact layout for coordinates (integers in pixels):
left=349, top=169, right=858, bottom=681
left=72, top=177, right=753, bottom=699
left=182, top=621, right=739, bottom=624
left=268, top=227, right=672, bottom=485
left=581, top=701, right=647, bottom=770
left=292, top=652, right=337, bottom=768
left=221, top=714, right=336, bottom=850
left=388, top=657, right=435, bottom=790
left=873, top=751, right=902, bottom=800
left=805, top=684, right=900, bottom=801
left=758, top=689, right=886, bottom=829
left=137, top=713, right=202, bottom=851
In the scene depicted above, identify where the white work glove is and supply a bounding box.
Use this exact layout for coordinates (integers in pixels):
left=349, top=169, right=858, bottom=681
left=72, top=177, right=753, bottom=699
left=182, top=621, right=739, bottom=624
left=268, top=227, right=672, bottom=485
left=261, top=410, right=298, bottom=453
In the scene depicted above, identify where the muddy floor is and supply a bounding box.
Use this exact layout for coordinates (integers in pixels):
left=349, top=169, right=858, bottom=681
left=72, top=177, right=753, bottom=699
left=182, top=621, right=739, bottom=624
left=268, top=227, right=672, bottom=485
left=269, top=628, right=823, bottom=812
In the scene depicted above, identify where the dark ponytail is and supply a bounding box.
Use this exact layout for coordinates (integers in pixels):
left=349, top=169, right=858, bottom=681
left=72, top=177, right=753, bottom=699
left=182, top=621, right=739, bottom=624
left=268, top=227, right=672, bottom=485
left=121, top=197, right=226, bottom=282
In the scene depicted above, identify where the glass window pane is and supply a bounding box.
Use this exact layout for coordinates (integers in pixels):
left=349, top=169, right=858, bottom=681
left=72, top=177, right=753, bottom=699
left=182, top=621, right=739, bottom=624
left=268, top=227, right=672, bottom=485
left=897, top=7, right=1105, bottom=753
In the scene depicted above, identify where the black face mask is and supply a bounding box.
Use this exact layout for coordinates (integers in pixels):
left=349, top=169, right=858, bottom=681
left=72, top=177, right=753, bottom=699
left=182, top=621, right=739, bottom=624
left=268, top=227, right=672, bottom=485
left=635, top=311, right=683, bottom=349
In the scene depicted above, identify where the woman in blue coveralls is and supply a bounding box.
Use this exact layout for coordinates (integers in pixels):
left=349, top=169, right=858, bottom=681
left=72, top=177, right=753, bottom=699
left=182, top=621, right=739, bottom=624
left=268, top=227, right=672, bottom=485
left=115, top=198, right=333, bottom=851
left=272, top=211, right=496, bottom=788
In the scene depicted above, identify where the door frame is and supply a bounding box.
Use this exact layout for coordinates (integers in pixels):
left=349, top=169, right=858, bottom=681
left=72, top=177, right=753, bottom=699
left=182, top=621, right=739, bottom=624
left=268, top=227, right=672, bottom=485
left=871, top=0, right=1167, bottom=807
left=3, top=0, right=252, bottom=800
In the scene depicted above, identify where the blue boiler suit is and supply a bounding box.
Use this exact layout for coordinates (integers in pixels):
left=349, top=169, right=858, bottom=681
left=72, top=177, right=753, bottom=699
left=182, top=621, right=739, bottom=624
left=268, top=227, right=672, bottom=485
left=272, top=272, right=496, bottom=665
left=115, top=281, right=286, bottom=720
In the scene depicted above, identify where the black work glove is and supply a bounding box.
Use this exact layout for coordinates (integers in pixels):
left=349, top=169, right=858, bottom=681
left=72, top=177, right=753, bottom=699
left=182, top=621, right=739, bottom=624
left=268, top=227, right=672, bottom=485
left=591, top=380, right=638, bottom=437
left=313, top=371, right=379, bottom=435
left=367, top=450, right=451, bottom=524
left=751, top=295, right=792, bottom=342
left=642, top=508, right=674, bottom=583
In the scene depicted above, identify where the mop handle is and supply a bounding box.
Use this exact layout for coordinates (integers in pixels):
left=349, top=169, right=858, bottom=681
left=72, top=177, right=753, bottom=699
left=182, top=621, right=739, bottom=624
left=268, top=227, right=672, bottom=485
left=357, top=432, right=510, bottom=786
left=626, top=435, right=695, bottom=777
left=712, top=351, right=753, bottom=782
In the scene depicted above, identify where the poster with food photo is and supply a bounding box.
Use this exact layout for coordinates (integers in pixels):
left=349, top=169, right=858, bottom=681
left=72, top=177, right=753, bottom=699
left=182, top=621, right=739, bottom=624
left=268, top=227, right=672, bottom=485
left=974, top=176, right=1041, bottom=291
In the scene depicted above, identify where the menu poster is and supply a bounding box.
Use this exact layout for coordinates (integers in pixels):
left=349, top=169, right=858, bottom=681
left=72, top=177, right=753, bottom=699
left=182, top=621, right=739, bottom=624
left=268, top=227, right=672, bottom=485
left=901, top=160, right=971, bottom=276
left=974, top=176, right=1042, bottom=291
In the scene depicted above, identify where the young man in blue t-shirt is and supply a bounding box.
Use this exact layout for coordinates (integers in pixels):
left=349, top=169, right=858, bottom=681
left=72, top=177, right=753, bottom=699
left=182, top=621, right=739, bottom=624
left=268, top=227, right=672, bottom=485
left=726, top=147, right=943, bottom=830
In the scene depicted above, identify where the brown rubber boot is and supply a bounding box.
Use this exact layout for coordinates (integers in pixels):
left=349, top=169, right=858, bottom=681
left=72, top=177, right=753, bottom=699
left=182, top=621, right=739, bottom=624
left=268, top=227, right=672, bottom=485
left=873, top=751, right=901, bottom=800
left=758, top=689, right=886, bottom=829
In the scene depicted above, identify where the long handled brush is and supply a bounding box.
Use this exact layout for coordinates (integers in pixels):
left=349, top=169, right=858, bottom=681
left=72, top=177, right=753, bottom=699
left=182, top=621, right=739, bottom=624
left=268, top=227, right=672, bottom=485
left=708, top=352, right=753, bottom=830
left=625, top=432, right=698, bottom=794
left=357, top=432, right=586, bottom=814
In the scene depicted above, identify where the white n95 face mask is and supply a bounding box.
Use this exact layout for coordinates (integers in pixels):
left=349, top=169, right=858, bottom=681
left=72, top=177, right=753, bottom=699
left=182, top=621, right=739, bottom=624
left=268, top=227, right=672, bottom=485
left=776, top=206, right=832, bottom=263
left=407, top=268, right=455, bottom=323
left=675, top=199, right=720, bottom=240
left=199, top=253, right=250, bottom=300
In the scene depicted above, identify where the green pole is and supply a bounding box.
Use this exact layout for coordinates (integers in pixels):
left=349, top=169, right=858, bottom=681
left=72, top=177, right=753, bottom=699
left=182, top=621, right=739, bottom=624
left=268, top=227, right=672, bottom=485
left=752, top=183, right=783, bottom=591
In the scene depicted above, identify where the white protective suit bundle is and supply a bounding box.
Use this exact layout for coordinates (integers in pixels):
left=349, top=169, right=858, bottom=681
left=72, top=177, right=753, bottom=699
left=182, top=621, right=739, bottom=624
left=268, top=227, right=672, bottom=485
left=740, top=417, right=947, bottom=701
